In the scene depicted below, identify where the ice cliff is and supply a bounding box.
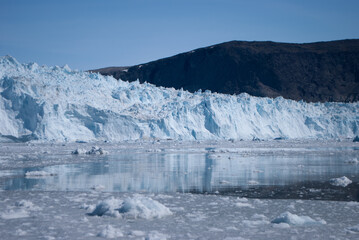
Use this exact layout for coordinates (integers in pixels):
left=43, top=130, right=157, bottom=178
left=0, top=56, right=358, bottom=142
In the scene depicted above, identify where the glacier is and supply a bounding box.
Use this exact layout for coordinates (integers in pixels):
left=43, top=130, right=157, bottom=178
left=0, top=55, right=358, bottom=142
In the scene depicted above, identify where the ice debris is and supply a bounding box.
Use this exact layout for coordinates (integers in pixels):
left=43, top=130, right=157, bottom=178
left=89, top=196, right=172, bottom=219
left=330, top=176, right=352, bottom=187
left=271, top=212, right=326, bottom=225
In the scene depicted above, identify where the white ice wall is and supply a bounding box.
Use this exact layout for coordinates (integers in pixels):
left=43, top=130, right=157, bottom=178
left=0, top=56, right=358, bottom=142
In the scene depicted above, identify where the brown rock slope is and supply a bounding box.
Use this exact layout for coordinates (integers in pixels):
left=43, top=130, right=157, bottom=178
left=92, top=39, right=359, bottom=102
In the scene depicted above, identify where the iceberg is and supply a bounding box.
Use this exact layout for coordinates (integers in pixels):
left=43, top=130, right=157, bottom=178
left=0, top=56, right=358, bottom=142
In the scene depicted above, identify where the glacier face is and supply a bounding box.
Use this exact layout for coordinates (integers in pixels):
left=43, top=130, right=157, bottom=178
left=0, top=55, right=358, bottom=142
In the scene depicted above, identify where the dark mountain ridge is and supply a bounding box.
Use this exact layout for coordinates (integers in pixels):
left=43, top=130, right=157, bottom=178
left=92, top=39, right=359, bottom=102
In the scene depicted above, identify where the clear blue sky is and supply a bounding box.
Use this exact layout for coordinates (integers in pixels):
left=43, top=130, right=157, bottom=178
left=1, top=0, right=358, bottom=70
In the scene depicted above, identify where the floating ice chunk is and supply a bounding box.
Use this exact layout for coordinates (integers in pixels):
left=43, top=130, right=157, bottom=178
left=119, top=195, right=172, bottom=219
left=271, top=212, right=326, bottom=225
left=272, top=223, right=291, bottom=229
left=91, top=184, right=105, bottom=191
left=86, top=146, right=108, bottom=155
left=208, top=227, right=223, bottom=232
left=1, top=200, right=41, bottom=219
left=223, top=237, right=248, bottom=240
left=15, top=200, right=41, bottom=211
left=88, top=197, right=122, bottom=218
left=129, top=230, right=146, bottom=237
left=330, top=176, right=352, bottom=187
left=89, top=196, right=172, bottom=219
left=146, top=231, right=169, bottom=240
left=347, top=201, right=359, bottom=207
left=219, top=180, right=230, bottom=184
left=146, top=149, right=163, bottom=152
left=72, top=147, right=108, bottom=155
left=25, top=171, right=55, bottom=178
left=243, top=219, right=269, bottom=227
left=71, top=148, right=87, bottom=154
left=345, top=158, right=359, bottom=164
left=251, top=213, right=268, bottom=220
left=235, top=201, right=253, bottom=208
left=97, top=225, right=123, bottom=238
left=237, top=197, right=248, bottom=202
left=248, top=180, right=259, bottom=185
left=1, top=209, right=29, bottom=219
left=15, top=229, right=27, bottom=236
left=347, top=224, right=359, bottom=233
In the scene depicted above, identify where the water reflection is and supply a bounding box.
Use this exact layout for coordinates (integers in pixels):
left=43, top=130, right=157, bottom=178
left=1, top=152, right=358, bottom=193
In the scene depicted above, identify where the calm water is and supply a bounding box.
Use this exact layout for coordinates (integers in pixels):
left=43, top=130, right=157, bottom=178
left=1, top=151, right=358, bottom=194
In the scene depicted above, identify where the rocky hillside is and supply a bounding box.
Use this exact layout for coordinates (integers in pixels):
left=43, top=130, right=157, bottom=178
left=93, top=40, right=359, bottom=102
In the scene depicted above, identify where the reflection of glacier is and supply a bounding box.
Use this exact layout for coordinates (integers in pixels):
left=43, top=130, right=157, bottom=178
left=1, top=56, right=358, bottom=142
left=4, top=152, right=359, bottom=192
